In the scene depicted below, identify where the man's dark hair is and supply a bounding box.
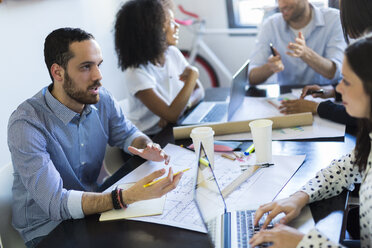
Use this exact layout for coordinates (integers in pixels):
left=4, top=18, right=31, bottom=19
left=114, top=0, right=167, bottom=70
left=44, top=27, right=94, bottom=81
left=340, top=0, right=372, bottom=44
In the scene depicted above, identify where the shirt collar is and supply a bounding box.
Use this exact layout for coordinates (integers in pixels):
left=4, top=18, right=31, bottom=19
left=44, top=84, right=94, bottom=125
left=311, top=4, right=325, bottom=27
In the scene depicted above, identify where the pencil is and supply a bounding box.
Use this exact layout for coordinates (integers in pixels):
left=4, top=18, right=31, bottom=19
left=221, top=153, right=236, bottom=161
left=143, top=168, right=190, bottom=188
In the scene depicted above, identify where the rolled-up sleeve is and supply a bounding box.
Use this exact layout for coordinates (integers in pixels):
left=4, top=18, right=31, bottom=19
left=322, top=14, right=346, bottom=83
left=248, top=19, right=272, bottom=73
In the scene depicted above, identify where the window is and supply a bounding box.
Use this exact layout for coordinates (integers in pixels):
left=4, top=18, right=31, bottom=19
left=226, top=0, right=329, bottom=29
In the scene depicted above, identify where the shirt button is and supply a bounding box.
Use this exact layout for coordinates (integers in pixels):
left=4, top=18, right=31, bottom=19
left=81, top=162, right=86, bottom=165
left=81, top=143, right=84, bottom=147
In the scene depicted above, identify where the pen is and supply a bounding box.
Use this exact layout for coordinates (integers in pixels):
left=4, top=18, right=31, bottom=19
left=143, top=168, right=190, bottom=188
left=244, top=144, right=255, bottom=156
left=221, top=153, right=236, bottom=161
left=270, top=43, right=276, bottom=56
left=307, top=89, right=324, bottom=95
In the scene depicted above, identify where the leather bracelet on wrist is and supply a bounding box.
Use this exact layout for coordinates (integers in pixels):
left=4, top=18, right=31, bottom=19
left=111, top=187, right=122, bottom=209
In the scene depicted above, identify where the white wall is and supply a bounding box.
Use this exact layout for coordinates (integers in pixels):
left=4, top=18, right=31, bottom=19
left=0, top=0, right=257, bottom=169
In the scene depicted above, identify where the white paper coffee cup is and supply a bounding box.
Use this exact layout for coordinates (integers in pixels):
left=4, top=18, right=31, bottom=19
left=190, top=127, right=215, bottom=168
left=249, top=119, right=273, bottom=164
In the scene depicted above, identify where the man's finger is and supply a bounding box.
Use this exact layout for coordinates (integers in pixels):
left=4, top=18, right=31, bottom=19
left=128, top=146, right=141, bottom=155
left=143, top=168, right=166, bottom=183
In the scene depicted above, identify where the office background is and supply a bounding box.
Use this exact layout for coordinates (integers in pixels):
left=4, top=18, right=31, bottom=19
left=0, top=0, right=253, bottom=170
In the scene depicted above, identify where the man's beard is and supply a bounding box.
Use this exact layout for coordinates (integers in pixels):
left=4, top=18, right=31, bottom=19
left=63, top=71, right=101, bottom=105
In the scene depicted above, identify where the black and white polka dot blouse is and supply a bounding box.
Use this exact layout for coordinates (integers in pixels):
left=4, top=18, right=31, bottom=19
left=297, top=147, right=372, bottom=248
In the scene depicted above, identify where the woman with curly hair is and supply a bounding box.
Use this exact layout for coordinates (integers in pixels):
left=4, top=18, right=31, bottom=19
left=114, top=0, right=204, bottom=135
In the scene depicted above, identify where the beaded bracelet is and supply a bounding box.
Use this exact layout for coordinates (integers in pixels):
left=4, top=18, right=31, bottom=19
left=111, top=187, right=128, bottom=209
left=118, top=188, right=128, bottom=209
left=111, top=187, right=122, bottom=209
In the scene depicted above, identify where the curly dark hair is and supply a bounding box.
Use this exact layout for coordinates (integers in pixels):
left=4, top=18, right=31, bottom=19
left=44, top=27, right=94, bottom=81
left=345, top=35, right=372, bottom=172
left=114, top=0, right=168, bottom=70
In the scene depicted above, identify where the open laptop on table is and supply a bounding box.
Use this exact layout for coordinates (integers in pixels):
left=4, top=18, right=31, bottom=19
left=181, top=60, right=249, bottom=125
left=193, top=143, right=274, bottom=248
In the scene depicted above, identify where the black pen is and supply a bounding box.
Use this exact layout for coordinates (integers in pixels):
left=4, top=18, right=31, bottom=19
left=270, top=43, right=276, bottom=56
left=307, top=89, right=324, bottom=95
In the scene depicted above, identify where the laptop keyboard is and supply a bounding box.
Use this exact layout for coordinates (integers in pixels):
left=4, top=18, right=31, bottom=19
left=237, top=210, right=273, bottom=248
left=201, top=103, right=227, bottom=123
left=206, top=218, right=217, bottom=244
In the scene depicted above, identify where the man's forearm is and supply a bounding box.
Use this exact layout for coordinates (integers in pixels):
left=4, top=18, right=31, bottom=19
left=301, top=49, right=336, bottom=80
left=81, top=192, right=113, bottom=215
left=249, top=64, right=275, bottom=85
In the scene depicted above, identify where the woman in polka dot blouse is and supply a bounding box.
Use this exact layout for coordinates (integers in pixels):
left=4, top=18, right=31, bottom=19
left=249, top=21, right=372, bottom=248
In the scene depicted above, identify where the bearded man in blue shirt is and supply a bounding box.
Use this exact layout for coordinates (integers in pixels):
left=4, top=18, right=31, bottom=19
left=7, top=27, right=183, bottom=248
left=248, top=0, right=346, bottom=86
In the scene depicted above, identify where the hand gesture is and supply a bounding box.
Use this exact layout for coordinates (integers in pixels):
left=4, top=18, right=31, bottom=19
left=128, top=143, right=170, bottom=165
left=157, top=118, right=169, bottom=128
left=301, top=85, right=335, bottom=99
left=179, top=66, right=199, bottom=85
left=249, top=224, right=304, bottom=248
left=253, top=191, right=309, bottom=229
left=267, top=47, right=285, bottom=73
left=279, top=99, right=319, bottom=114
left=122, top=167, right=183, bottom=204
left=287, top=32, right=308, bottom=58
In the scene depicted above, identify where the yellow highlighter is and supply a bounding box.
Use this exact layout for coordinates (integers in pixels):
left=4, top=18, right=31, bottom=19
left=143, top=168, right=190, bottom=188
left=199, top=157, right=210, bottom=167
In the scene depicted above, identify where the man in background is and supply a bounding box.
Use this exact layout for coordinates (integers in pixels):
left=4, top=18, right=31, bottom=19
left=248, top=0, right=346, bottom=86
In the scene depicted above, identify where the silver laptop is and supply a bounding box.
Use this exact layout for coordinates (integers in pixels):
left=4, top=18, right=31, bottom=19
left=193, top=143, right=274, bottom=248
left=181, top=60, right=249, bottom=125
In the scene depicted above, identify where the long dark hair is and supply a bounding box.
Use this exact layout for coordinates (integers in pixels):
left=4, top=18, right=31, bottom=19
left=114, top=0, right=167, bottom=70
left=345, top=35, right=372, bottom=172
left=340, top=0, right=372, bottom=44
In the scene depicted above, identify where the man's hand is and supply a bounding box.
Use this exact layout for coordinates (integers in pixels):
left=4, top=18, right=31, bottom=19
left=253, top=191, right=309, bottom=229
left=279, top=99, right=319, bottom=114
left=287, top=32, right=308, bottom=59
left=249, top=224, right=304, bottom=248
left=157, top=118, right=168, bottom=128
left=301, top=85, right=336, bottom=99
left=267, top=47, right=285, bottom=73
left=122, top=167, right=183, bottom=204
left=179, top=66, right=199, bottom=85
left=128, top=143, right=170, bottom=165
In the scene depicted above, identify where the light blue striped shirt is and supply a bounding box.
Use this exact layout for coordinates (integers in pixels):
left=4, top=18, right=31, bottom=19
left=7, top=85, right=143, bottom=242
left=249, top=5, right=346, bottom=85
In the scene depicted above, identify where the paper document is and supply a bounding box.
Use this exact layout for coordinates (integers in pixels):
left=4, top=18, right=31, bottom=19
left=217, top=95, right=345, bottom=140
left=106, top=144, right=306, bottom=233
left=100, top=183, right=166, bottom=221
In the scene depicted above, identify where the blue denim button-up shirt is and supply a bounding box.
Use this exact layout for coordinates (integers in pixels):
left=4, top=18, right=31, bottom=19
left=7, top=85, right=143, bottom=242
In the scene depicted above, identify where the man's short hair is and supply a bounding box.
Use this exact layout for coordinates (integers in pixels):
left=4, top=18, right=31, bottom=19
left=44, top=27, right=94, bottom=81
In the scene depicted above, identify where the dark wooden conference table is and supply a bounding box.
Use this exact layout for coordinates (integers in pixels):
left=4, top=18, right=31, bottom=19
left=38, top=85, right=357, bottom=248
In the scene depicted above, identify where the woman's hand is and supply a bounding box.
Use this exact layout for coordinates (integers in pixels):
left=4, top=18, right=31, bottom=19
left=122, top=167, right=182, bottom=204
left=250, top=224, right=304, bottom=248
left=301, top=85, right=335, bottom=99
left=279, top=99, right=319, bottom=114
left=179, top=66, right=199, bottom=86
left=128, top=143, right=170, bottom=165
left=254, top=191, right=309, bottom=228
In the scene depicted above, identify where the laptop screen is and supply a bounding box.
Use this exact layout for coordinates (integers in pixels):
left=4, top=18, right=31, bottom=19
left=194, top=143, right=226, bottom=227
left=227, top=59, right=249, bottom=120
